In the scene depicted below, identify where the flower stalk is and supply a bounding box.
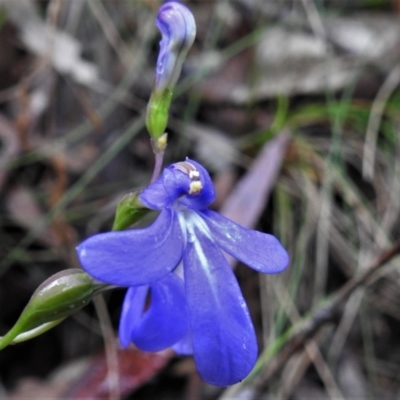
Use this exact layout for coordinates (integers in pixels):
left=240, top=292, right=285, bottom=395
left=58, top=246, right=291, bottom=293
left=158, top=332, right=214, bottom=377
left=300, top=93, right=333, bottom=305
left=146, top=1, right=196, bottom=179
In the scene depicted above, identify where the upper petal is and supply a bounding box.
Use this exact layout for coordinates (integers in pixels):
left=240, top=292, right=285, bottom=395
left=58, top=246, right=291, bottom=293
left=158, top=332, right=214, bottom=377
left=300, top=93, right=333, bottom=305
left=76, top=209, right=184, bottom=286
left=129, top=273, right=189, bottom=352
left=138, top=177, right=171, bottom=210
left=177, top=159, right=215, bottom=210
left=200, top=210, right=289, bottom=273
left=140, top=159, right=215, bottom=211
left=140, top=166, right=191, bottom=210
left=183, top=226, right=258, bottom=386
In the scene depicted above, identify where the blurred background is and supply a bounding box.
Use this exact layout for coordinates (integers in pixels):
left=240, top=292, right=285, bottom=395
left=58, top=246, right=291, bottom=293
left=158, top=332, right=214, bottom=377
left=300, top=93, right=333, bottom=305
left=0, top=0, right=400, bottom=398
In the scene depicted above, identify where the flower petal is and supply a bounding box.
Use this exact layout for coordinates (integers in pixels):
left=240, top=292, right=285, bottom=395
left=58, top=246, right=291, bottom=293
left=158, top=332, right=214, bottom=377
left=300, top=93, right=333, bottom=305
left=140, top=166, right=191, bottom=209
left=76, top=209, right=184, bottom=286
left=177, top=159, right=215, bottom=210
left=200, top=210, right=289, bottom=273
left=119, top=286, right=148, bottom=348
left=140, top=158, right=215, bottom=211
left=172, top=330, right=193, bottom=355
left=138, top=177, right=170, bottom=210
left=183, top=228, right=257, bottom=386
left=130, top=274, right=189, bottom=352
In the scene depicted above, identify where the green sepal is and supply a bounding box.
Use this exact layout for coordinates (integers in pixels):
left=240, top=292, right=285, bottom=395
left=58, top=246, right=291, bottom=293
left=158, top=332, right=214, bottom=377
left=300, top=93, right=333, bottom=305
left=112, top=191, right=152, bottom=231
left=5, top=319, right=66, bottom=345
left=0, top=269, right=109, bottom=350
left=146, top=89, right=173, bottom=140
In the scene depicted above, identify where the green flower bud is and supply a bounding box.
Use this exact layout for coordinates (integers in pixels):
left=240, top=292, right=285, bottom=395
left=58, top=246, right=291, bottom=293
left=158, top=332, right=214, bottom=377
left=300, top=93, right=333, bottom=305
left=112, top=191, right=152, bottom=231
left=0, top=269, right=108, bottom=350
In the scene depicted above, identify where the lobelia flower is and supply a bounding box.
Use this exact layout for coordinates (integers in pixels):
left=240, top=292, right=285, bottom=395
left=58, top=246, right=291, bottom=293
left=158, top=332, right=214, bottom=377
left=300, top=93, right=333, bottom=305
left=76, top=159, right=289, bottom=386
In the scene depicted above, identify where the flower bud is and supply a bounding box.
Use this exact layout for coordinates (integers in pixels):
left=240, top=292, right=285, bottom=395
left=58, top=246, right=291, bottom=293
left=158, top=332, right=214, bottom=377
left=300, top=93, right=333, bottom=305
left=0, top=269, right=108, bottom=350
left=146, top=1, right=196, bottom=140
left=112, top=191, right=152, bottom=231
left=155, top=1, right=196, bottom=93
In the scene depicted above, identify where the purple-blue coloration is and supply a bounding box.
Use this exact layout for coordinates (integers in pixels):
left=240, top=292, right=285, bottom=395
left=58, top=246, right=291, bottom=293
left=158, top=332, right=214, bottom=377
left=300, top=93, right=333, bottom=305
left=76, top=159, right=289, bottom=386
left=119, top=273, right=188, bottom=352
left=155, top=2, right=196, bottom=92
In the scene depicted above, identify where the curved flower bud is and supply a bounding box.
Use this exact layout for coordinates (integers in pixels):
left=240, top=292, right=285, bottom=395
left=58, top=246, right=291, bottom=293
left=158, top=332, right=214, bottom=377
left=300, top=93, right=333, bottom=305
left=155, top=1, right=196, bottom=93
left=146, top=1, right=196, bottom=141
left=0, top=269, right=108, bottom=350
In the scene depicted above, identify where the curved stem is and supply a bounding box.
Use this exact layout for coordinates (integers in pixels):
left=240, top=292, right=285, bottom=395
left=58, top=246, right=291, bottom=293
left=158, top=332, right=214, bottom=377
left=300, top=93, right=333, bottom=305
left=150, top=133, right=167, bottom=183
left=151, top=150, right=165, bottom=183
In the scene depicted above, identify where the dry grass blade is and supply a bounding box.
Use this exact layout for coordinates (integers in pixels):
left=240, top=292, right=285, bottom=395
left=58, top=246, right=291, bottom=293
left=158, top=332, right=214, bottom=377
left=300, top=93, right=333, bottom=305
left=86, top=0, right=132, bottom=69
left=220, top=131, right=291, bottom=264
left=362, top=63, right=400, bottom=180
left=0, top=114, right=19, bottom=190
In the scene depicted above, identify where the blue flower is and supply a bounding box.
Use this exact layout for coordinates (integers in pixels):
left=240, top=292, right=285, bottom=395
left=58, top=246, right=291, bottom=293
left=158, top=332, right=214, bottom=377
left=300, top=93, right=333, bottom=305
left=76, top=159, right=289, bottom=386
left=155, top=1, right=196, bottom=93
